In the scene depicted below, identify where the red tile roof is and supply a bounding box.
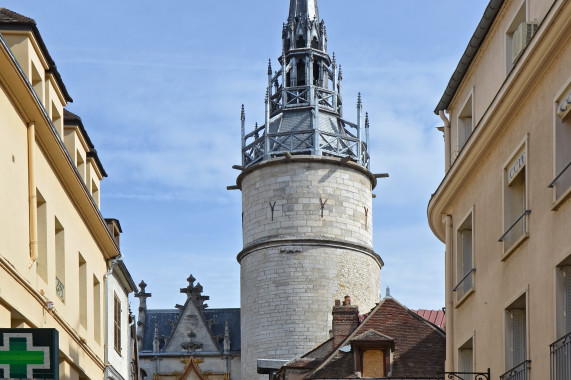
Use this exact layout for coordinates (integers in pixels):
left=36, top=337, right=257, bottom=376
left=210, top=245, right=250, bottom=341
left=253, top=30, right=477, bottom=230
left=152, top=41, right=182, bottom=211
left=412, top=309, right=446, bottom=330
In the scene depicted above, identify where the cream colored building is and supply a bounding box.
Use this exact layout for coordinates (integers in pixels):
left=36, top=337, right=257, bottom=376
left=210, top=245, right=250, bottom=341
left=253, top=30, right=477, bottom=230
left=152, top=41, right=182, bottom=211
left=430, top=0, right=571, bottom=378
left=0, top=8, right=135, bottom=380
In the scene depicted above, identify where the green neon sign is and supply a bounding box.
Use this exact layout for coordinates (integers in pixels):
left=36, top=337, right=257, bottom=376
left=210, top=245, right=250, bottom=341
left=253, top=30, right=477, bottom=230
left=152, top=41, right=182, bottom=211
left=0, top=329, right=58, bottom=379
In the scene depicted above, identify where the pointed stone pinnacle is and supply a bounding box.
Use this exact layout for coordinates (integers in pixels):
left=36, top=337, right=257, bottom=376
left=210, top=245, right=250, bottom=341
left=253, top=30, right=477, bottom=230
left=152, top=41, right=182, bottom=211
left=241, top=104, right=245, bottom=121
left=268, top=59, right=272, bottom=75
left=338, top=65, right=343, bottom=80
left=357, top=93, right=362, bottom=109
left=365, top=112, right=370, bottom=128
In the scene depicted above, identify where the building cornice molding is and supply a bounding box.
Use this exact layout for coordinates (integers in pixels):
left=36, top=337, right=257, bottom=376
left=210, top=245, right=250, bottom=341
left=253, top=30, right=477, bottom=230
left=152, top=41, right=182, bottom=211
left=235, top=155, right=377, bottom=190
left=0, top=34, right=119, bottom=259
left=236, top=238, right=383, bottom=268
left=428, top=0, right=571, bottom=241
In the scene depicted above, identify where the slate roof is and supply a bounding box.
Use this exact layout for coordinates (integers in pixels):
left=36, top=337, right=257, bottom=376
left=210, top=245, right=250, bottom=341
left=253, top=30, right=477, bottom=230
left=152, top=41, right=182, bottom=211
left=434, top=0, right=505, bottom=114
left=0, top=8, right=73, bottom=102
left=63, top=109, right=108, bottom=177
left=141, top=308, right=241, bottom=353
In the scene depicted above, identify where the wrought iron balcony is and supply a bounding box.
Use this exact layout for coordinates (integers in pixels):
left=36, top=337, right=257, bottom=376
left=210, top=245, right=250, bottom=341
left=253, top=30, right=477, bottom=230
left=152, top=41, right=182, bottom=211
left=549, top=158, right=571, bottom=199
left=443, top=369, right=490, bottom=380
left=452, top=268, right=475, bottom=302
left=500, top=360, right=531, bottom=380
left=551, top=331, right=571, bottom=380
left=56, top=276, right=65, bottom=302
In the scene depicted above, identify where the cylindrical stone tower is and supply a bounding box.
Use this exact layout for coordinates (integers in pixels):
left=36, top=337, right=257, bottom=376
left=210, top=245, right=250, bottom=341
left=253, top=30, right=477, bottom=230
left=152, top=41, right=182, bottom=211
left=233, top=1, right=383, bottom=378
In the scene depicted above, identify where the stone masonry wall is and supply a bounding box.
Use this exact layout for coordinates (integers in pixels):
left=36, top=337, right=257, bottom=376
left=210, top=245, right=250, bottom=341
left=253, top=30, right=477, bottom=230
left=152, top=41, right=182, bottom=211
left=241, top=159, right=374, bottom=248
left=239, top=158, right=382, bottom=379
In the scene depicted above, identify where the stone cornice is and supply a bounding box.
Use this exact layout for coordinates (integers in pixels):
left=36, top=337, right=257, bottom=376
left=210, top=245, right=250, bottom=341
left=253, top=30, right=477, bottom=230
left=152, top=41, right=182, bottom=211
left=235, top=155, right=377, bottom=190
left=427, top=0, right=571, bottom=241
left=236, top=238, right=384, bottom=268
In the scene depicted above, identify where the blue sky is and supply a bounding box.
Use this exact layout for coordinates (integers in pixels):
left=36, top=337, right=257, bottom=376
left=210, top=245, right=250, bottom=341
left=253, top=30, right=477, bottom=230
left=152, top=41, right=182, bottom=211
left=3, top=1, right=489, bottom=310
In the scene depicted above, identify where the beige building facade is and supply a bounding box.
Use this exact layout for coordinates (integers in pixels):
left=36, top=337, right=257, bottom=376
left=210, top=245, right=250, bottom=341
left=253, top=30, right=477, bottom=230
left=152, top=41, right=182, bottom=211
left=430, top=0, right=571, bottom=378
left=0, top=8, right=136, bottom=380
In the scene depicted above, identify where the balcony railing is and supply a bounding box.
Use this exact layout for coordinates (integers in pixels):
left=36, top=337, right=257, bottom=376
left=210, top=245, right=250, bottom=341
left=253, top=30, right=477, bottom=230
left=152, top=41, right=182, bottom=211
left=443, top=369, right=490, bottom=380
left=56, top=276, right=65, bottom=301
left=452, top=268, right=475, bottom=302
left=549, top=159, right=571, bottom=199
left=500, top=360, right=531, bottom=380
left=499, top=210, right=531, bottom=248
left=551, top=331, right=571, bottom=380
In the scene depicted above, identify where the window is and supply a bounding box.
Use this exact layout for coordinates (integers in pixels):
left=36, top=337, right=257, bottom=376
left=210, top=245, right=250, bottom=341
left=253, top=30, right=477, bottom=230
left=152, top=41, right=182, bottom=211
left=458, top=338, right=474, bottom=380
left=31, top=63, right=43, bottom=105
left=505, top=2, right=526, bottom=73
left=78, top=253, right=87, bottom=328
left=114, top=294, right=121, bottom=353
left=554, top=265, right=571, bottom=379
left=36, top=190, right=48, bottom=282
left=76, top=151, right=85, bottom=181
left=54, top=217, right=65, bottom=302
left=551, top=87, right=571, bottom=203
left=93, top=276, right=101, bottom=344
left=362, top=349, right=384, bottom=378
left=500, top=144, right=529, bottom=254
left=455, top=211, right=474, bottom=302
left=91, top=179, right=99, bottom=208
left=457, top=93, right=473, bottom=150
left=505, top=295, right=527, bottom=374
left=51, top=102, right=63, bottom=137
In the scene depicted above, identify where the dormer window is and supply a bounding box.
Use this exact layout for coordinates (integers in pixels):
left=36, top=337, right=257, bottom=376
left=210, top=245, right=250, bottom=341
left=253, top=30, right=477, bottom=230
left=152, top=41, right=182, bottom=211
left=351, top=330, right=395, bottom=378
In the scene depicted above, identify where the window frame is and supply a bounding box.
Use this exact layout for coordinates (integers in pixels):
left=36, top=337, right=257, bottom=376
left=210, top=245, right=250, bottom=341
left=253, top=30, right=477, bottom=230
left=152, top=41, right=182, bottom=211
left=458, top=337, right=474, bottom=380
left=504, top=292, right=528, bottom=373
left=550, top=79, right=571, bottom=209
left=500, top=137, right=530, bottom=259
left=456, top=90, right=474, bottom=152
left=504, top=0, right=528, bottom=74
left=114, top=293, right=122, bottom=354
left=454, top=208, right=475, bottom=306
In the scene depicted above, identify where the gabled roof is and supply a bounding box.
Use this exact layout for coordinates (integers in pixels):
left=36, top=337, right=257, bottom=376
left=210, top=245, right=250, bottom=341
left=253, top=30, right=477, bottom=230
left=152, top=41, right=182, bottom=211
left=0, top=8, right=73, bottom=103
left=350, top=329, right=394, bottom=344
left=304, top=297, right=446, bottom=379
left=434, top=0, right=505, bottom=114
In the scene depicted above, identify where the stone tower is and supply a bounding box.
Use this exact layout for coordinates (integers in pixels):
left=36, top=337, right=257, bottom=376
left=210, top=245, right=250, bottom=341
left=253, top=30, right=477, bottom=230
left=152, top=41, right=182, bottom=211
left=232, top=1, right=384, bottom=378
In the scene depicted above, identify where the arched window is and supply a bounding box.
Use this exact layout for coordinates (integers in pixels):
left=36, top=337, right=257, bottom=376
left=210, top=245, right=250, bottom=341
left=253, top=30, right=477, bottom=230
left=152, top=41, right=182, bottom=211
left=296, top=35, right=306, bottom=48
left=296, top=60, right=306, bottom=86
left=313, top=61, right=321, bottom=86
left=311, top=36, right=319, bottom=49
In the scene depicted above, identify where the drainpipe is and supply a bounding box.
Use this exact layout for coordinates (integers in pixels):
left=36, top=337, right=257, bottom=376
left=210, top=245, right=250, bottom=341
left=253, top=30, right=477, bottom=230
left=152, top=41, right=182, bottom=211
left=439, top=111, right=451, bottom=171
left=443, top=215, right=454, bottom=372
left=27, top=122, right=38, bottom=267
left=104, top=254, right=123, bottom=380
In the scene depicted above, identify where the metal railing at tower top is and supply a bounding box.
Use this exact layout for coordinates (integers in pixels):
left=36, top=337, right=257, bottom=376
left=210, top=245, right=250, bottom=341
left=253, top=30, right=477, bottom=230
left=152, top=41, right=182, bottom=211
left=551, top=331, right=571, bottom=380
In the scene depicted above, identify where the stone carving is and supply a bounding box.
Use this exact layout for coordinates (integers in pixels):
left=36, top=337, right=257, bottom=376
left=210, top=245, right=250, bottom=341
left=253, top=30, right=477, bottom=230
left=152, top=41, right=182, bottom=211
left=181, top=342, right=203, bottom=351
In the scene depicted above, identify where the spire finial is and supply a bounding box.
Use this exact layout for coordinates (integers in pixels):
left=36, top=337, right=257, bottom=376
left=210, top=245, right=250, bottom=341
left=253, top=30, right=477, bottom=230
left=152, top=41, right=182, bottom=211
left=386, top=286, right=392, bottom=298
left=268, top=59, right=272, bottom=75
left=332, top=52, right=336, bottom=68
left=357, top=93, right=362, bottom=109
left=265, top=89, right=269, bottom=103
left=338, top=65, right=343, bottom=81
left=241, top=104, right=245, bottom=121
left=365, top=112, right=370, bottom=128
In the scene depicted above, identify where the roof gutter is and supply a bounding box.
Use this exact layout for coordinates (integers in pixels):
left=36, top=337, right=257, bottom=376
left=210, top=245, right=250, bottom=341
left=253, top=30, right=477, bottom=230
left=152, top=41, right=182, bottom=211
left=434, top=0, right=505, bottom=114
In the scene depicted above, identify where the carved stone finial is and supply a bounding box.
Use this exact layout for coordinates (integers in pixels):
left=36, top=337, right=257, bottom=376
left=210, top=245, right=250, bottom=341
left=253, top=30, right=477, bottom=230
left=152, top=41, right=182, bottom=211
left=338, top=65, right=343, bottom=81
left=357, top=93, right=362, bottom=109
left=365, top=112, right=370, bottom=129
left=224, top=320, right=231, bottom=354
left=268, top=59, right=272, bottom=75
left=139, top=280, right=147, bottom=292
left=332, top=52, right=336, bottom=68
left=187, top=275, right=196, bottom=286
left=241, top=104, right=245, bottom=121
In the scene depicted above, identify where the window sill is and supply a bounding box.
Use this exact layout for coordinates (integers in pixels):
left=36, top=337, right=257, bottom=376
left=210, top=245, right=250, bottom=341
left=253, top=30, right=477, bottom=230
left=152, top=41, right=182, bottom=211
left=455, top=287, right=475, bottom=308
left=551, top=186, right=571, bottom=211
left=501, top=233, right=529, bottom=261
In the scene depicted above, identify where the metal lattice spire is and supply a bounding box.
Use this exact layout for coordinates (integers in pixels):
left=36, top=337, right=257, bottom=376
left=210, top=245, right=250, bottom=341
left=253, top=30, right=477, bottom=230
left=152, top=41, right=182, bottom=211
left=289, top=0, right=319, bottom=21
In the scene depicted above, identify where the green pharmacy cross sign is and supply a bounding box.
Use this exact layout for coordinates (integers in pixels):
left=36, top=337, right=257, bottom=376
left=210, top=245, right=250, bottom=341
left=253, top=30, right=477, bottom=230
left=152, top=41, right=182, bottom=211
left=0, top=329, right=58, bottom=379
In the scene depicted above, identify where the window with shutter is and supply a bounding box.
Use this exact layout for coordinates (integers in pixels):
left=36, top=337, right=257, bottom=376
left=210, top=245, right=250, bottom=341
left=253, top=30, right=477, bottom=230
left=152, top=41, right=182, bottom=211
left=455, top=211, right=474, bottom=302
left=505, top=294, right=527, bottom=372
left=114, top=294, right=121, bottom=353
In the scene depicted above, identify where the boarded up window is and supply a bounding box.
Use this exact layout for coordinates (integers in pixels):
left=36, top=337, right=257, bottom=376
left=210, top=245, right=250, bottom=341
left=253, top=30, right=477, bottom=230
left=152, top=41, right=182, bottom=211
left=362, top=349, right=384, bottom=378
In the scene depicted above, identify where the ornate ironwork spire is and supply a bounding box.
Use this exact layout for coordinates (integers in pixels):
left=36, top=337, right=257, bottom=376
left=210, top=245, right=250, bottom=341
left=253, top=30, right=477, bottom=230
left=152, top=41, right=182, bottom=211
left=239, top=0, right=370, bottom=170
left=289, top=0, right=319, bottom=22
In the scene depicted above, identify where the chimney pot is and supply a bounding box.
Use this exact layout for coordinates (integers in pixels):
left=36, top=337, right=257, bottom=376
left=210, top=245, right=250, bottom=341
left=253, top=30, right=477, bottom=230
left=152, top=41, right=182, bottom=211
left=335, top=300, right=341, bottom=306
left=343, top=295, right=351, bottom=305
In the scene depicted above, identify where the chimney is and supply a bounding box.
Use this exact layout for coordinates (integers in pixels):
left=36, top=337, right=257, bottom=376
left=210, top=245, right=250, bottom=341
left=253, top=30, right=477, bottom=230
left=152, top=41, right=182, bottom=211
left=332, top=296, right=359, bottom=348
